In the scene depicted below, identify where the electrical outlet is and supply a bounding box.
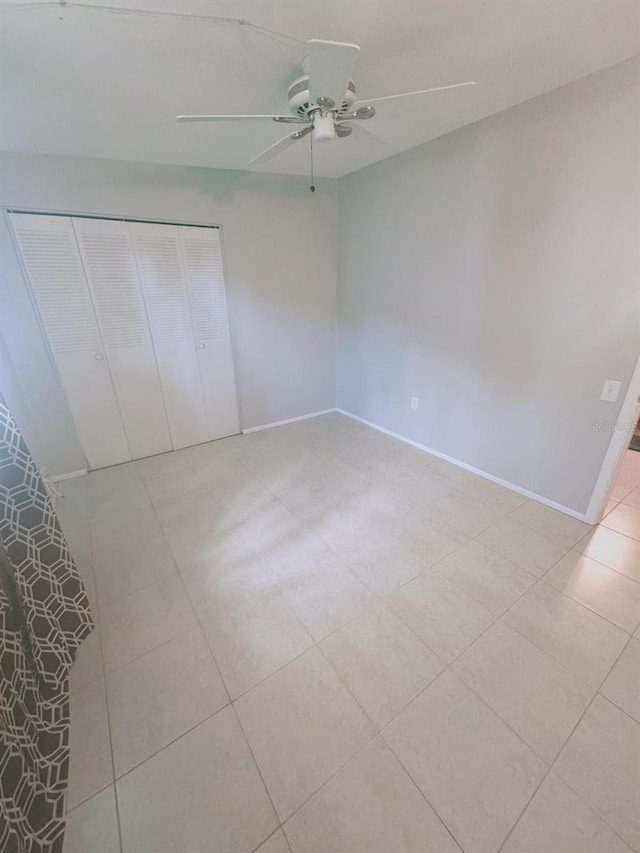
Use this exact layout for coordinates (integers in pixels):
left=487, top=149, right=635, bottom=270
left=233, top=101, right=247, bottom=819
left=600, top=380, right=621, bottom=403
left=411, top=397, right=419, bottom=410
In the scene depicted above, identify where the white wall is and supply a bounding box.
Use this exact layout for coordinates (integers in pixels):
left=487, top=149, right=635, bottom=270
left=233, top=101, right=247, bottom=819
left=0, top=325, right=64, bottom=474
left=0, top=153, right=337, bottom=474
left=337, top=58, right=640, bottom=514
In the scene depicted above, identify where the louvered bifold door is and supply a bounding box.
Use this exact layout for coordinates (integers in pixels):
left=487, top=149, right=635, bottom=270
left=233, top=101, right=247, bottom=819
left=128, top=221, right=209, bottom=449
left=72, top=217, right=172, bottom=460
left=178, top=226, right=240, bottom=440
left=9, top=213, right=131, bottom=468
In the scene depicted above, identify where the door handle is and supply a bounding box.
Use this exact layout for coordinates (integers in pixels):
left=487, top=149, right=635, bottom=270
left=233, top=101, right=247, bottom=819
left=94, top=352, right=105, bottom=361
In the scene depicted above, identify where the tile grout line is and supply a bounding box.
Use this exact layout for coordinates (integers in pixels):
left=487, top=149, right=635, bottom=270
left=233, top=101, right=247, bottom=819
left=496, top=583, right=632, bottom=685
left=591, top=687, right=640, bottom=729
left=595, top=686, right=640, bottom=727
left=536, top=574, right=639, bottom=633
left=494, top=628, right=639, bottom=853
left=67, top=478, right=125, bottom=853
left=100, top=653, right=124, bottom=853
left=230, top=701, right=288, bottom=842
left=315, top=641, right=384, bottom=732
left=110, top=703, right=231, bottom=786
left=91, top=508, right=125, bottom=853
left=249, top=827, right=293, bottom=853
left=376, top=734, right=469, bottom=853
left=565, top=540, right=640, bottom=586
left=278, top=726, right=382, bottom=832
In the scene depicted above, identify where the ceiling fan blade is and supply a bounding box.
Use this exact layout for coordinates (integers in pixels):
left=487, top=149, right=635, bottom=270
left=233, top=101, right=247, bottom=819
left=345, top=121, right=394, bottom=153
left=356, top=81, right=476, bottom=107
left=177, top=114, right=295, bottom=123
left=247, top=126, right=312, bottom=166
left=307, top=39, right=360, bottom=108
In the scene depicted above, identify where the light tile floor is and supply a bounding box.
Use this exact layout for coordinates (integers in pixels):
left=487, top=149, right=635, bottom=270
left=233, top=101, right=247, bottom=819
left=58, top=414, right=640, bottom=853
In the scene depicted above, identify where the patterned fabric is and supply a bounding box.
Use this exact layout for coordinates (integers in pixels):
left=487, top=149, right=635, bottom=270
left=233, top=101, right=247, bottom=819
left=0, top=393, right=94, bottom=852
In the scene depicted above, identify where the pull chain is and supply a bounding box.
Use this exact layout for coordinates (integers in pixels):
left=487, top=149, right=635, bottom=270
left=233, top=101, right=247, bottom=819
left=310, top=132, right=315, bottom=193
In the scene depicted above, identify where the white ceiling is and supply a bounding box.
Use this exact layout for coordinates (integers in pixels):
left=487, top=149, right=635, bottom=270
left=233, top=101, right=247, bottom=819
left=1, top=0, right=639, bottom=178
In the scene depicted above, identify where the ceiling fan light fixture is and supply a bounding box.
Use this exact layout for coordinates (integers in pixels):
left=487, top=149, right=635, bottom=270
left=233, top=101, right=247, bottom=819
left=313, top=113, right=335, bottom=142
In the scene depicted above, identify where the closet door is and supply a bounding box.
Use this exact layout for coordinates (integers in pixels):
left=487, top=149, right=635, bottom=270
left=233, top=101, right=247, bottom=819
left=9, top=213, right=131, bottom=469
left=129, top=221, right=209, bottom=449
left=72, top=217, right=172, bottom=460
left=179, top=226, right=240, bottom=440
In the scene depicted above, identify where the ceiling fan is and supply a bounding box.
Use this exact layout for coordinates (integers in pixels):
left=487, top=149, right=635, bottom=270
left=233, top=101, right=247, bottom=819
left=176, top=39, right=476, bottom=166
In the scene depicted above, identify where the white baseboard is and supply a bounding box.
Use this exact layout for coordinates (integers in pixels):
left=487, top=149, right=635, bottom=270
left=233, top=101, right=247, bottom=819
left=242, top=408, right=337, bottom=434
left=52, top=469, right=88, bottom=482
left=336, top=408, right=589, bottom=523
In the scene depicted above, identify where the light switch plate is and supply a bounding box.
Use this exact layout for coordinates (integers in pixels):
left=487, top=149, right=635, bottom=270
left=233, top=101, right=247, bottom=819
left=600, top=380, right=622, bottom=403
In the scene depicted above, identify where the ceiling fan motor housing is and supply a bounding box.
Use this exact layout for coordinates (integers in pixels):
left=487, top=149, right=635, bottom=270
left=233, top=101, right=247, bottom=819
left=287, top=74, right=357, bottom=119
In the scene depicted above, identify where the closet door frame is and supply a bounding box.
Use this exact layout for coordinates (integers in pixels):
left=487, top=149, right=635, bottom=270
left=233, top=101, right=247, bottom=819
left=5, top=207, right=245, bottom=440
